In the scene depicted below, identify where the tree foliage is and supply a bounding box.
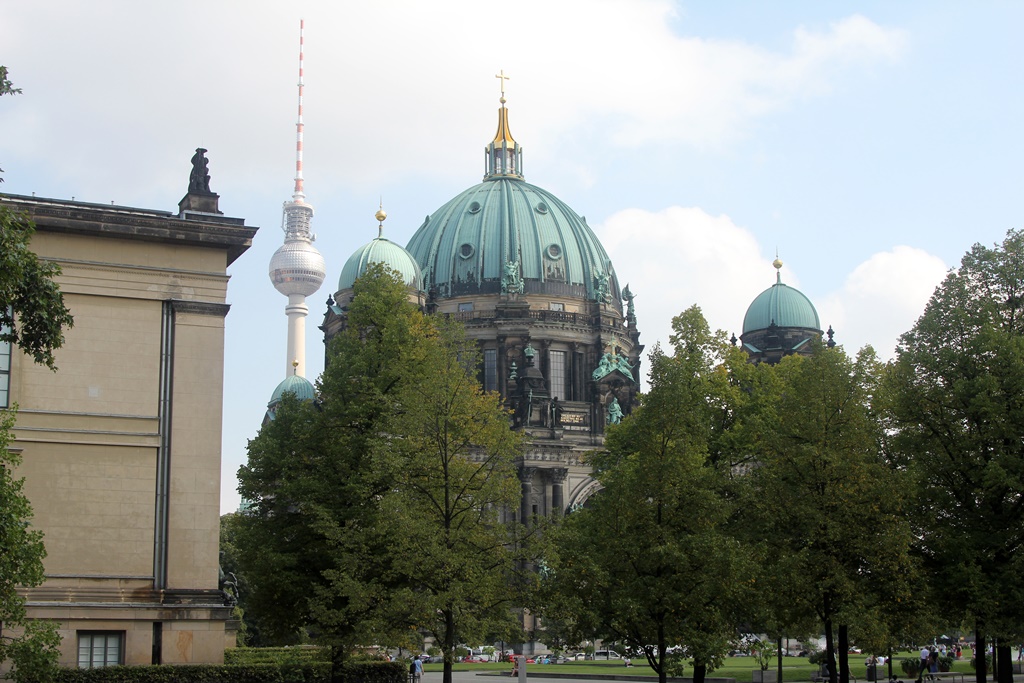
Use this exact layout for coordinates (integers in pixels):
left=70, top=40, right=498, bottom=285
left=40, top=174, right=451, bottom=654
left=888, top=229, right=1024, bottom=682
left=541, top=308, right=756, bottom=683
left=381, top=317, right=523, bottom=683
left=0, top=69, right=68, bottom=677
left=237, top=265, right=522, bottom=683
left=0, top=409, right=62, bottom=682
left=0, top=208, right=75, bottom=370
left=747, top=343, right=916, bottom=683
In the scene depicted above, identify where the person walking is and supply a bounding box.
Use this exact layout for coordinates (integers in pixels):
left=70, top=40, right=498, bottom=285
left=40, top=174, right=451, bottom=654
left=412, top=656, right=424, bottom=682
left=919, top=646, right=930, bottom=683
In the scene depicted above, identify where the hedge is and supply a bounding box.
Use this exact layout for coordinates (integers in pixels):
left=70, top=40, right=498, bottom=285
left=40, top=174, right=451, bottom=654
left=54, top=660, right=405, bottom=683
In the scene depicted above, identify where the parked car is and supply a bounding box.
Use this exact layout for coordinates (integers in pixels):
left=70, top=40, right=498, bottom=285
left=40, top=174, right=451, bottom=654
left=593, top=650, right=621, bottom=659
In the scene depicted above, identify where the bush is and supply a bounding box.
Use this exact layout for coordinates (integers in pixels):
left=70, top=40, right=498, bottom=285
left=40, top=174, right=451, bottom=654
left=226, top=648, right=330, bottom=666
left=901, top=658, right=921, bottom=677
left=53, top=660, right=404, bottom=683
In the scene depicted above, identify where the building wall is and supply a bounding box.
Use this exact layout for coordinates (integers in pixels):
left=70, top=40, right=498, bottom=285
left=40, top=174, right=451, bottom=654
left=2, top=194, right=255, bottom=668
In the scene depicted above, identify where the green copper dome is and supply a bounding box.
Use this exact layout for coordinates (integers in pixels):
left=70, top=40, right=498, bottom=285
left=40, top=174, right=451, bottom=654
left=406, top=178, right=616, bottom=300
left=338, top=237, right=422, bottom=291
left=405, top=101, right=619, bottom=303
left=742, top=263, right=821, bottom=334
left=338, top=210, right=423, bottom=292
left=269, top=374, right=316, bottom=406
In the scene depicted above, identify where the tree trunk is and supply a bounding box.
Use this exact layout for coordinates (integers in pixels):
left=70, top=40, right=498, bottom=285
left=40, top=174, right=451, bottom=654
left=778, top=636, right=785, bottom=683
left=658, top=625, right=668, bottom=683
left=331, top=645, right=346, bottom=683
left=997, top=644, right=1013, bottom=683
left=824, top=610, right=837, bottom=683
left=977, top=626, right=988, bottom=683
left=694, top=661, right=708, bottom=683
left=839, top=624, right=850, bottom=683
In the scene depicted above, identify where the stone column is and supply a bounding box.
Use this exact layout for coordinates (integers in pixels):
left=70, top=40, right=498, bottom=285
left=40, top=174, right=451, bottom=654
left=550, top=468, right=567, bottom=516
left=519, top=466, right=535, bottom=526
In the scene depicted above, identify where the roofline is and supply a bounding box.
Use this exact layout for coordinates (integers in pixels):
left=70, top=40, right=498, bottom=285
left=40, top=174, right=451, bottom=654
left=0, top=193, right=258, bottom=266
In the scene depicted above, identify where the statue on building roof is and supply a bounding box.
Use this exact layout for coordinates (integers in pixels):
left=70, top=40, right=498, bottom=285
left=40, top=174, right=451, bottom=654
left=188, top=148, right=211, bottom=193
left=594, top=270, right=610, bottom=304
left=622, top=283, right=636, bottom=324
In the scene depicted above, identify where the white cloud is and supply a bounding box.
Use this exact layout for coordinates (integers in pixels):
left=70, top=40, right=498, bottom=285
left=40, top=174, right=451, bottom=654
left=595, top=205, right=780, bottom=359
left=818, top=246, right=948, bottom=359
left=0, top=2, right=909, bottom=199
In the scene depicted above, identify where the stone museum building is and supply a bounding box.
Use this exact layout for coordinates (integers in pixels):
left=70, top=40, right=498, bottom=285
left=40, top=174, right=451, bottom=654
left=0, top=160, right=255, bottom=667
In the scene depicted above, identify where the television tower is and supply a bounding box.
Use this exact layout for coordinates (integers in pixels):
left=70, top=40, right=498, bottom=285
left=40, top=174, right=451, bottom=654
left=268, top=19, right=326, bottom=379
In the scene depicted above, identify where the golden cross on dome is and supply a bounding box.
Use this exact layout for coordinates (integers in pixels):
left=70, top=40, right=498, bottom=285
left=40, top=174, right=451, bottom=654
left=495, top=70, right=510, bottom=102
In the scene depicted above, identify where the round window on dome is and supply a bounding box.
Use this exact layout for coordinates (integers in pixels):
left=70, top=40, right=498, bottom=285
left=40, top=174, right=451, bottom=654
left=459, top=243, right=476, bottom=260
left=535, top=202, right=549, bottom=214
left=467, top=201, right=481, bottom=214
left=546, top=244, right=562, bottom=260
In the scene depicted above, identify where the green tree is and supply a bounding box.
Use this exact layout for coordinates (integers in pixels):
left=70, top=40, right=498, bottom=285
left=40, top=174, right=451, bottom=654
left=382, top=318, right=524, bottom=683
left=238, top=265, right=434, bottom=674
left=0, top=209, right=75, bottom=370
left=542, top=307, right=756, bottom=683
left=0, top=66, right=68, bottom=678
left=0, top=410, right=61, bottom=683
left=1, top=66, right=73, bottom=369
left=238, top=265, right=523, bottom=683
left=888, top=229, right=1024, bottom=683
left=748, top=343, right=915, bottom=683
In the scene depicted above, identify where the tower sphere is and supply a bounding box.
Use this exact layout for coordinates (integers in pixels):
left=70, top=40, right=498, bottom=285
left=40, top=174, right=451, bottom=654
left=269, top=240, right=327, bottom=297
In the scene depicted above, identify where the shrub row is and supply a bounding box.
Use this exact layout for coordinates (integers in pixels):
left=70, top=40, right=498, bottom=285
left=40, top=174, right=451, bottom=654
left=225, top=648, right=331, bottom=665
left=54, top=661, right=404, bottom=683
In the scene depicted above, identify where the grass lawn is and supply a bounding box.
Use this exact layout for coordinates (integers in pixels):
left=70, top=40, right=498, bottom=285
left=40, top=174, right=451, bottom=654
left=425, top=652, right=980, bottom=683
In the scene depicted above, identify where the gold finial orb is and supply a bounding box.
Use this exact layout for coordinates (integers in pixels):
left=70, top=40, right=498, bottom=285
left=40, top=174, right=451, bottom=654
left=773, top=257, right=783, bottom=270
left=375, top=208, right=387, bottom=223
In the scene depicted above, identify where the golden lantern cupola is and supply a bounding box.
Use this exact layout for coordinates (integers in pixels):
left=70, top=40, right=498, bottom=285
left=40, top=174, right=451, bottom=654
left=484, top=70, right=524, bottom=180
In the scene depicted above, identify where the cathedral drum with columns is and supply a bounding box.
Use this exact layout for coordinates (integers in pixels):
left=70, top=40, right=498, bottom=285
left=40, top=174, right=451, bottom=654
left=323, top=82, right=643, bottom=526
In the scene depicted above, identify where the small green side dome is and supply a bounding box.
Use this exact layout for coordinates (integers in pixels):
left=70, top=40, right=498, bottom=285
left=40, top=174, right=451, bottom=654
left=742, top=265, right=821, bottom=334
left=268, top=374, right=316, bottom=407
left=338, top=237, right=423, bottom=292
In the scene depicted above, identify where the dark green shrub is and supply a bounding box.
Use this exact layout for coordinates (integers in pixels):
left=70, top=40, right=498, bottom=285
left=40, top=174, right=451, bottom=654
left=901, top=658, right=921, bottom=677
left=52, top=660, right=403, bottom=683
left=226, top=648, right=330, bottom=666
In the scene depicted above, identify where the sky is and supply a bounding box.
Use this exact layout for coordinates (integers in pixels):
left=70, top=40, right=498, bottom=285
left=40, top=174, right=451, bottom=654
left=2, top=1, right=1022, bottom=514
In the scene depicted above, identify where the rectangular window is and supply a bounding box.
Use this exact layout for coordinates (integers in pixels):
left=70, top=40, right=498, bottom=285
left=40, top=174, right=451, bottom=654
left=78, top=632, right=124, bottom=668
left=458, top=302, right=474, bottom=312
left=549, top=302, right=564, bottom=312
left=549, top=350, right=566, bottom=402
left=483, top=349, right=497, bottom=393
left=0, top=319, right=10, bottom=409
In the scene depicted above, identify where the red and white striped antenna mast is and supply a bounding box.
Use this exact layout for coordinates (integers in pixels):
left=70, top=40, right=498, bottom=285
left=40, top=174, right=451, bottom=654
left=269, top=18, right=326, bottom=381
left=293, top=18, right=306, bottom=202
